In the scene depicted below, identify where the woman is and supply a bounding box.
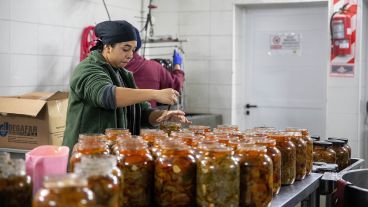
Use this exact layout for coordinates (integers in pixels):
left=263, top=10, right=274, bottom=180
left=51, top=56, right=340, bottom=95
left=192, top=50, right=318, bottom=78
left=63, top=20, right=190, bottom=151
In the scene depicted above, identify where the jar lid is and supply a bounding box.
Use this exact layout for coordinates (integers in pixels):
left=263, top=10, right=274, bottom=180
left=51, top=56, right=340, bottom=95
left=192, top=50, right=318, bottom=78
left=328, top=137, right=348, bottom=144
left=326, top=139, right=346, bottom=147
left=311, top=136, right=321, bottom=141
left=313, top=140, right=332, bottom=147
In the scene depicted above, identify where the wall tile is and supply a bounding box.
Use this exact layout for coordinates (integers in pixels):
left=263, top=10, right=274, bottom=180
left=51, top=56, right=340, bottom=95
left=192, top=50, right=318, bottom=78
left=63, top=1, right=95, bottom=28
left=10, top=0, right=39, bottom=23
left=38, top=25, right=64, bottom=56
left=38, top=56, right=72, bottom=85
left=209, top=60, right=233, bottom=84
left=210, top=35, right=232, bottom=60
left=152, top=12, right=179, bottom=36
left=0, top=20, right=10, bottom=53
left=210, top=11, right=233, bottom=35
left=150, top=0, right=178, bottom=12
left=181, top=35, right=210, bottom=59
left=209, top=84, right=232, bottom=109
left=0, top=0, right=10, bottom=20
left=326, top=113, right=359, bottom=142
left=0, top=54, right=11, bottom=86
left=62, top=27, right=81, bottom=57
left=39, top=0, right=64, bottom=25
left=10, top=54, right=38, bottom=86
left=178, top=0, right=210, bottom=12
left=3, top=86, right=38, bottom=96
left=208, top=108, right=231, bottom=125
left=10, top=22, right=38, bottom=54
left=179, top=12, right=210, bottom=36
left=210, top=0, right=234, bottom=11
left=327, top=87, right=359, bottom=114
left=184, top=83, right=209, bottom=109
left=184, top=59, right=210, bottom=84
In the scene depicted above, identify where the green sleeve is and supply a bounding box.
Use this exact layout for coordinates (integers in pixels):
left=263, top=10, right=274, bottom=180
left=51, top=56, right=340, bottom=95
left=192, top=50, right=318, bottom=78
left=70, top=62, right=113, bottom=108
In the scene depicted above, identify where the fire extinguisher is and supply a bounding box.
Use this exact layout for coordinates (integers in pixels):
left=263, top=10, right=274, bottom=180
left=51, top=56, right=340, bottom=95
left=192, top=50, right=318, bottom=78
left=330, top=3, right=352, bottom=56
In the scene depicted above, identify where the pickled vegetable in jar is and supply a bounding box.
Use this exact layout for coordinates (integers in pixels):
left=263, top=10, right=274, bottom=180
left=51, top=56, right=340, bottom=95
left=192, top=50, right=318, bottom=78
left=236, top=145, right=273, bottom=207
left=216, top=124, right=239, bottom=132
left=197, top=145, right=239, bottom=207
left=117, top=139, right=154, bottom=207
left=33, top=174, right=95, bottom=207
left=140, top=129, right=167, bottom=148
left=105, top=128, right=131, bottom=142
left=254, top=138, right=281, bottom=195
left=188, top=125, right=211, bottom=136
left=155, top=141, right=196, bottom=206
left=313, top=141, right=336, bottom=164
left=75, top=156, right=120, bottom=207
left=0, top=158, right=32, bottom=207
left=160, top=121, right=181, bottom=136
left=326, top=139, right=349, bottom=171
left=328, top=137, right=351, bottom=159
left=289, top=132, right=307, bottom=181
left=69, top=133, right=110, bottom=172
left=268, top=132, right=296, bottom=185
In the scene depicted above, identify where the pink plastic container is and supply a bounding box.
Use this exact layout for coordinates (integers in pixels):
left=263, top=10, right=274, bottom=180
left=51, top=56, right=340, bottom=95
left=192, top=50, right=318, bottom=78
left=25, top=145, right=69, bottom=194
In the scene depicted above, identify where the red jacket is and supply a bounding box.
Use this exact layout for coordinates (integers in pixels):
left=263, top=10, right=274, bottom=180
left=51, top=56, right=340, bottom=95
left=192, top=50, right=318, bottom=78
left=125, top=52, right=185, bottom=108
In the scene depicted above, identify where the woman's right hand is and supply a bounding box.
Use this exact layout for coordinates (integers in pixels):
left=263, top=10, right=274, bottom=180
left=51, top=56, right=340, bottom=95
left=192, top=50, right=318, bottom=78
left=154, top=88, right=179, bottom=105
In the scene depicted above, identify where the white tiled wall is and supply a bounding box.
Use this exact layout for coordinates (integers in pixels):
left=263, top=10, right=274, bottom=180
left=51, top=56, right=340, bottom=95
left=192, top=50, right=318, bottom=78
left=0, top=0, right=142, bottom=96
left=154, top=0, right=234, bottom=124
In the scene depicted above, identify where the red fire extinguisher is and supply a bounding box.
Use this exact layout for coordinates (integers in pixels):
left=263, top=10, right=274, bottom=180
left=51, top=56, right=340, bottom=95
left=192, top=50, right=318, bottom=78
left=330, top=3, right=352, bottom=56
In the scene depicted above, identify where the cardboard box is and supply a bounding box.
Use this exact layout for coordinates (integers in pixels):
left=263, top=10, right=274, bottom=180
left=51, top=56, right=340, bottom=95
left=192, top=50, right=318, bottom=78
left=0, top=91, right=68, bottom=150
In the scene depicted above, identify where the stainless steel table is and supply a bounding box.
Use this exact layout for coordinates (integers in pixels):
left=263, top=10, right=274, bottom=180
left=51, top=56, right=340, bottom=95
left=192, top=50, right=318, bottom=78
left=271, top=173, right=322, bottom=207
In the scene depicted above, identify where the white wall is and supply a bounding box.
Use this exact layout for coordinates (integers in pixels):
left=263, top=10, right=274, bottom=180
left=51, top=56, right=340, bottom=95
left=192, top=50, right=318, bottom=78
left=0, top=0, right=142, bottom=96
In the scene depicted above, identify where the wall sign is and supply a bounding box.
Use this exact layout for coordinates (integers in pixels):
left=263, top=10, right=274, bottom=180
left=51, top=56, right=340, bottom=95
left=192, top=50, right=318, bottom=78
left=269, top=33, right=301, bottom=56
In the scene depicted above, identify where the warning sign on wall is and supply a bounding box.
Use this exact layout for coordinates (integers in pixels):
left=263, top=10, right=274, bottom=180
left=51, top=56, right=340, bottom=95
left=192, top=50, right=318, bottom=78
left=269, top=33, right=301, bottom=55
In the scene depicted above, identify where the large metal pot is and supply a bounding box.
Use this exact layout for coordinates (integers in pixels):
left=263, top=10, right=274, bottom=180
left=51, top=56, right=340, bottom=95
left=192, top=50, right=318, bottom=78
left=341, top=169, right=368, bottom=207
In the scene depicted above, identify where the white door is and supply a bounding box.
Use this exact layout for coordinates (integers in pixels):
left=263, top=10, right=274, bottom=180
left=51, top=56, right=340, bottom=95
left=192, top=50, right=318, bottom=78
left=242, top=3, right=328, bottom=135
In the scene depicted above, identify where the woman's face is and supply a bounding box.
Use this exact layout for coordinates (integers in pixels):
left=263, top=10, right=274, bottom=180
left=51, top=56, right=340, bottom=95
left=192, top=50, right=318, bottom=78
left=104, top=41, right=137, bottom=68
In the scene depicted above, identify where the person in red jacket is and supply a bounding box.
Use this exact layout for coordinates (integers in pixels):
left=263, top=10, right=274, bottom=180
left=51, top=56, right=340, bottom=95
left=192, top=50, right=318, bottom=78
left=125, top=28, right=185, bottom=108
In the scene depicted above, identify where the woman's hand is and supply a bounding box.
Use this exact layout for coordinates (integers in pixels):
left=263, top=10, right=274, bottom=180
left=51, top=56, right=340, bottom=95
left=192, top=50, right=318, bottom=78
left=153, top=88, right=179, bottom=105
left=155, top=110, right=191, bottom=124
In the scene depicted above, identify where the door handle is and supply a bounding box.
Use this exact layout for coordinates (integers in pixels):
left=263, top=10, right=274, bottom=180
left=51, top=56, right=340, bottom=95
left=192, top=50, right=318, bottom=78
left=245, top=104, right=258, bottom=109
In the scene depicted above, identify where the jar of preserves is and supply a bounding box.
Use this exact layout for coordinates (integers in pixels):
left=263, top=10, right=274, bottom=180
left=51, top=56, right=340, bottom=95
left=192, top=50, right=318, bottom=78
left=188, top=125, right=211, bottom=136
left=75, top=156, right=120, bottom=207
left=216, top=124, right=239, bottom=132
left=328, top=137, right=351, bottom=159
left=268, top=132, right=296, bottom=185
left=33, top=174, right=95, bottom=207
left=0, top=159, right=32, bottom=207
left=327, top=139, right=349, bottom=171
left=155, top=141, right=196, bottom=206
left=254, top=138, right=281, bottom=195
left=197, top=145, right=239, bottom=207
left=69, top=133, right=110, bottom=172
left=236, top=145, right=273, bottom=207
left=117, top=139, right=154, bottom=207
left=105, top=128, right=131, bottom=142
left=289, top=132, right=307, bottom=181
left=160, top=121, right=181, bottom=136
left=313, top=141, right=336, bottom=164
left=140, top=129, right=167, bottom=148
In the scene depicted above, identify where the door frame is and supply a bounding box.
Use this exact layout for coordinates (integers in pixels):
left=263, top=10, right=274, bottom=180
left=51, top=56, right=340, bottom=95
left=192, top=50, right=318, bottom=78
left=232, top=0, right=330, bottom=133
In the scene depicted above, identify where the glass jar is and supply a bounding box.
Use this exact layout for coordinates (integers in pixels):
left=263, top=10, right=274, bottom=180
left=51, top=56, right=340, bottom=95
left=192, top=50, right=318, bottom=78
left=117, top=139, right=154, bottom=207
left=327, top=140, right=349, bottom=171
left=105, top=128, right=131, bottom=142
left=140, top=129, right=167, bottom=148
left=254, top=138, right=281, bottom=195
left=197, top=145, right=239, bottom=207
left=188, top=125, right=211, bottom=136
left=268, top=132, right=296, bottom=185
left=69, top=133, right=110, bottom=172
left=75, top=156, right=120, bottom=207
left=0, top=159, right=32, bottom=207
left=328, top=137, right=351, bottom=159
left=160, top=121, right=181, bottom=136
left=155, top=141, right=196, bottom=206
left=289, top=132, right=307, bottom=181
left=215, top=125, right=239, bottom=132
left=313, top=141, right=336, bottom=164
left=236, top=145, right=273, bottom=207
left=33, top=174, right=95, bottom=207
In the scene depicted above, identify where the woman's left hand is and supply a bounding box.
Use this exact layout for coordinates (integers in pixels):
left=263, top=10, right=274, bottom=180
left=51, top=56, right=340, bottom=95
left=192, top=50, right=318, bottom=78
left=156, top=110, right=192, bottom=124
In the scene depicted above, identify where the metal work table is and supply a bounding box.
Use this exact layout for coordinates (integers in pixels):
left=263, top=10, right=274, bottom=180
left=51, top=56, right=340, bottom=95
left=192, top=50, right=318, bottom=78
left=271, top=173, right=322, bottom=207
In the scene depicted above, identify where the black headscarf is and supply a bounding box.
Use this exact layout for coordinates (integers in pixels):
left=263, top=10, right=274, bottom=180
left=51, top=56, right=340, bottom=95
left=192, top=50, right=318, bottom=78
left=95, top=20, right=137, bottom=44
